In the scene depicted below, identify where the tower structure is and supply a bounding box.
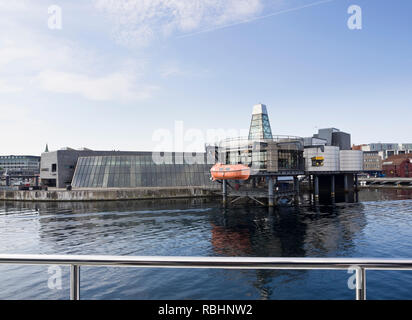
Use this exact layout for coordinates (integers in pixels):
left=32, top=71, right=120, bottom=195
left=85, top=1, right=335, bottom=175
left=248, top=104, right=273, bottom=140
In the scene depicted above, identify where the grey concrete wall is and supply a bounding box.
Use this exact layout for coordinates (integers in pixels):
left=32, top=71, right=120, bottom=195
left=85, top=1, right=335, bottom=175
left=40, top=151, right=59, bottom=186
left=0, top=187, right=219, bottom=202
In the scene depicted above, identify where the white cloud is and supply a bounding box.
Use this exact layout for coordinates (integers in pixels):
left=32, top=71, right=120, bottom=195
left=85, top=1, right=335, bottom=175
left=94, top=0, right=263, bottom=46
left=0, top=80, right=22, bottom=93
left=160, top=65, right=184, bottom=78
left=0, top=104, right=30, bottom=122
left=0, top=1, right=157, bottom=102
left=0, top=45, right=34, bottom=67
left=0, top=0, right=28, bottom=11
left=37, top=70, right=157, bottom=101
left=159, top=62, right=210, bottom=79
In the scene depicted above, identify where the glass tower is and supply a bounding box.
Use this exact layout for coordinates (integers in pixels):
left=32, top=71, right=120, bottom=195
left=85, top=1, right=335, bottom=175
left=248, top=104, right=273, bottom=140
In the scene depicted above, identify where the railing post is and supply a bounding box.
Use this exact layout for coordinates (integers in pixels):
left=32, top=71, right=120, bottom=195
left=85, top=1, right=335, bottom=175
left=70, top=265, right=80, bottom=300
left=356, top=267, right=366, bottom=300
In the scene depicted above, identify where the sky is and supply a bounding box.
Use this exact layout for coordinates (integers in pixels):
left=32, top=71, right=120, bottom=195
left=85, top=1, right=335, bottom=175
left=0, top=0, right=411, bottom=155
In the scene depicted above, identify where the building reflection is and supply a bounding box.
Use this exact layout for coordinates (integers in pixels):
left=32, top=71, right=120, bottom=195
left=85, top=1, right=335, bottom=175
left=208, top=202, right=367, bottom=299
left=1, top=195, right=369, bottom=299
left=359, top=188, right=412, bottom=202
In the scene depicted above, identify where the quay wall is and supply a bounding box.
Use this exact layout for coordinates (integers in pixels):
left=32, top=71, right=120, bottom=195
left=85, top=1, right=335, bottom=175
left=0, top=187, right=220, bottom=202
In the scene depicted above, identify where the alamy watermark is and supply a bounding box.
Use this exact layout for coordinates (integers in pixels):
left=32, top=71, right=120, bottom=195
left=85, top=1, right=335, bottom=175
left=347, top=265, right=357, bottom=290
left=48, top=265, right=62, bottom=290
left=347, top=5, right=362, bottom=30
left=48, top=5, right=62, bottom=30
left=151, top=120, right=263, bottom=174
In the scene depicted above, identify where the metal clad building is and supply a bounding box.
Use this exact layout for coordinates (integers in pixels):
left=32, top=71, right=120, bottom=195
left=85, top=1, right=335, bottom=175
left=304, top=146, right=340, bottom=172
left=340, top=150, right=363, bottom=171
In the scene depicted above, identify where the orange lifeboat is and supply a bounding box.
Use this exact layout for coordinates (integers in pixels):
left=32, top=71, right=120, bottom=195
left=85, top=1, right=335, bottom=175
left=210, top=164, right=251, bottom=181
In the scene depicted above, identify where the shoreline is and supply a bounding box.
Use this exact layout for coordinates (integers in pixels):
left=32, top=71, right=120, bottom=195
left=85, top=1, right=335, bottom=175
left=0, top=186, right=220, bottom=202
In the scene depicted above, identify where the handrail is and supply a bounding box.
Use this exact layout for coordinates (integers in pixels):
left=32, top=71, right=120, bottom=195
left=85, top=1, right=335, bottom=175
left=218, top=136, right=304, bottom=148
left=1, top=254, right=412, bottom=300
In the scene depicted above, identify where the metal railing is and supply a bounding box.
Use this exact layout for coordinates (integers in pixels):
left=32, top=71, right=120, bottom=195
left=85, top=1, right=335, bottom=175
left=1, top=254, right=412, bottom=300
left=219, top=136, right=304, bottom=149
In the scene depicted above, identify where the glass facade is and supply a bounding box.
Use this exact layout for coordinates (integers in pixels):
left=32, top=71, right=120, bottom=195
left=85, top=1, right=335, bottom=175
left=248, top=113, right=273, bottom=140
left=71, top=154, right=217, bottom=188
left=278, top=150, right=302, bottom=170
left=222, top=148, right=303, bottom=172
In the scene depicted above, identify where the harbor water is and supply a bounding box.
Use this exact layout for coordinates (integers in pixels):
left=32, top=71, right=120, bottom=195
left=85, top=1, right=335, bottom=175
left=0, top=188, right=412, bottom=300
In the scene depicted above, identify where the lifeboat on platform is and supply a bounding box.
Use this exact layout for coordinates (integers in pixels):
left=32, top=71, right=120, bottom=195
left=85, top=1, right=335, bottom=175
left=210, top=164, right=251, bottom=181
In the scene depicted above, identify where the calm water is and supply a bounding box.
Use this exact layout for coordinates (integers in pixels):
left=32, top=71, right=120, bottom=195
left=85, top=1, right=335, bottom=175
left=0, top=188, right=412, bottom=300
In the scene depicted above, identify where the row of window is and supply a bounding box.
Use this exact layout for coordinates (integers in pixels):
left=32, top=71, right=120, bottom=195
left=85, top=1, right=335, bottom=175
left=223, top=150, right=303, bottom=171
left=0, top=156, right=39, bottom=160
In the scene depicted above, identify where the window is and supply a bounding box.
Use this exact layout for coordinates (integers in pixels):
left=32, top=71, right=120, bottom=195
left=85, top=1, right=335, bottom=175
left=51, top=164, right=57, bottom=172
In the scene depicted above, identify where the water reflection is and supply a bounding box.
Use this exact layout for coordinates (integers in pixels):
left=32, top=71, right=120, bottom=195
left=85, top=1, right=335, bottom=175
left=0, top=188, right=410, bottom=299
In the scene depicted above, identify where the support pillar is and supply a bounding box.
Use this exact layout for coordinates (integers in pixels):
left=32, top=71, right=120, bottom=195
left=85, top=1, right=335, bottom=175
left=314, top=175, right=319, bottom=204
left=6, top=176, right=10, bottom=186
left=268, top=177, right=274, bottom=207
left=344, top=174, right=349, bottom=193
left=222, top=180, right=227, bottom=206
left=294, top=176, right=300, bottom=204
left=308, top=175, right=312, bottom=191
left=35, top=176, right=39, bottom=187
left=309, top=175, right=313, bottom=204
left=331, top=175, right=335, bottom=200
left=354, top=174, right=359, bottom=191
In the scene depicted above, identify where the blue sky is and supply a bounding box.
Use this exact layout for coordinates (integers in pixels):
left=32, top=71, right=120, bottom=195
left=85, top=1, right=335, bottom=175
left=1, top=0, right=411, bottom=155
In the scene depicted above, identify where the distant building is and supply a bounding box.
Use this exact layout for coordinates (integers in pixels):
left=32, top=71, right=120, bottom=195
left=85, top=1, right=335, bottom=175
left=369, top=143, right=412, bottom=160
left=305, top=128, right=351, bottom=150
left=311, top=128, right=351, bottom=150
left=0, top=155, right=40, bottom=175
left=352, top=145, right=383, bottom=174
left=363, top=151, right=382, bottom=174
left=352, top=144, right=369, bottom=151
left=382, top=154, right=412, bottom=178
left=352, top=143, right=412, bottom=162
